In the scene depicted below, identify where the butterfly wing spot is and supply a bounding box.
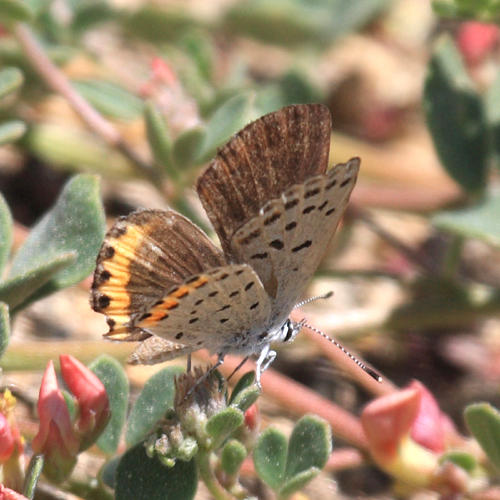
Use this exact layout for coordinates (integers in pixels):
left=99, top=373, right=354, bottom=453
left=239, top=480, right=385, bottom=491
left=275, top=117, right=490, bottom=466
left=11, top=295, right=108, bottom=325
left=251, top=252, right=269, bottom=260
left=340, top=178, right=352, bottom=188
left=302, top=205, right=316, bottom=214
left=217, top=304, right=231, bottom=312
left=208, top=291, right=218, bottom=297
left=325, top=207, right=336, bottom=216
left=325, top=178, right=337, bottom=190
left=229, top=290, right=239, bottom=297
left=318, top=201, right=327, bottom=211
left=245, top=282, right=254, bottom=291
left=269, top=239, right=284, bottom=250
left=305, top=187, right=320, bottom=198
left=175, top=332, right=183, bottom=339
left=220, top=318, right=229, bottom=323
left=195, top=299, right=204, bottom=305
left=189, top=317, right=199, bottom=324
left=250, top=302, right=259, bottom=310
left=285, top=221, right=297, bottom=231
left=264, top=212, right=282, bottom=225
left=284, top=199, right=299, bottom=210
left=97, top=294, right=111, bottom=309
left=291, top=240, right=312, bottom=253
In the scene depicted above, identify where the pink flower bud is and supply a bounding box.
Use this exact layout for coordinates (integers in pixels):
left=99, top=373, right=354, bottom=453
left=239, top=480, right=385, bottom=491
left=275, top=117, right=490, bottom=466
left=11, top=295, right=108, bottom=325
left=0, top=413, right=15, bottom=463
left=32, top=361, right=79, bottom=483
left=59, top=355, right=110, bottom=450
left=0, top=484, right=29, bottom=500
left=457, top=22, right=499, bottom=65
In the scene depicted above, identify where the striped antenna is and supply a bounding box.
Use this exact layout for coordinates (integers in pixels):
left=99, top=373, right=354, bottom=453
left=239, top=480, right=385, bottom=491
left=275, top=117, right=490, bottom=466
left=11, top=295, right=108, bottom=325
left=300, top=320, right=382, bottom=382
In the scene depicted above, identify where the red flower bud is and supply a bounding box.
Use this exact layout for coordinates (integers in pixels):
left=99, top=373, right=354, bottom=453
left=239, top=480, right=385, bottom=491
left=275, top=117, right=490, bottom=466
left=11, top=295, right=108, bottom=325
left=59, top=355, right=110, bottom=450
left=0, top=484, right=29, bottom=500
left=0, top=413, right=15, bottom=463
left=32, top=361, right=79, bottom=483
left=457, top=22, right=499, bottom=65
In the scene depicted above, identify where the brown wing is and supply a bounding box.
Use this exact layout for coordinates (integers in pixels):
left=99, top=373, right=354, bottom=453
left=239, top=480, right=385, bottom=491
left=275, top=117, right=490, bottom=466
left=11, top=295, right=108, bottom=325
left=229, top=159, right=359, bottom=324
left=196, top=104, right=331, bottom=257
left=91, top=209, right=225, bottom=337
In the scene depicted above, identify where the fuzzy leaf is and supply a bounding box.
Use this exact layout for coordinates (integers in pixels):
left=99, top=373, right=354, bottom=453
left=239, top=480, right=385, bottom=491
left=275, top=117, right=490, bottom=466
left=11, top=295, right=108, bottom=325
left=424, top=36, right=488, bottom=193
left=172, top=127, right=205, bottom=169
left=206, top=407, right=244, bottom=446
left=7, top=175, right=105, bottom=303
left=0, top=192, right=13, bottom=275
left=90, top=355, right=129, bottom=455
left=144, top=102, right=176, bottom=178
left=100, top=455, right=120, bottom=490
left=285, top=415, right=332, bottom=480
left=230, top=385, right=260, bottom=413
left=433, top=190, right=500, bottom=246
left=126, top=366, right=183, bottom=446
left=196, top=92, right=255, bottom=163
left=465, top=403, right=500, bottom=470
left=0, top=252, right=76, bottom=310
left=0, top=121, right=26, bottom=145
left=253, top=427, right=288, bottom=490
left=0, top=67, right=23, bottom=99
left=279, top=467, right=320, bottom=498
left=72, top=80, right=143, bottom=120
left=0, top=302, right=9, bottom=359
left=229, top=371, right=255, bottom=404
left=116, top=444, right=197, bottom=500
left=221, top=439, right=247, bottom=476
left=26, top=124, right=134, bottom=177
left=440, top=451, right=477, bottom=472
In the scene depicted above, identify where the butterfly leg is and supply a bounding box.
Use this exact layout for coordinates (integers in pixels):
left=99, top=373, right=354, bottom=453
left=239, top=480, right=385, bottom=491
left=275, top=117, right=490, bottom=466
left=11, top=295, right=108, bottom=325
left=186, top=353, right=192, bottom=373
left=255, top=344, right=276, bottom=389
left=226, top=356, right=249, bottom=382
left=185, top=353, right=225, bottom=399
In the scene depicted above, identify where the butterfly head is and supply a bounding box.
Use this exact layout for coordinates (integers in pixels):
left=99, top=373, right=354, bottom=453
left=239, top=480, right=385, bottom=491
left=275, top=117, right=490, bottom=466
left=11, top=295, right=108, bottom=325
left=278, top=319, right=303, bottom=344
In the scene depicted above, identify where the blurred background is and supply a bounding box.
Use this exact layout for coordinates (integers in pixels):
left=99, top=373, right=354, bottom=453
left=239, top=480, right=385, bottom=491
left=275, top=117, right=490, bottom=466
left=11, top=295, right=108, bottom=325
left=2, top=0, right=500, bottom=498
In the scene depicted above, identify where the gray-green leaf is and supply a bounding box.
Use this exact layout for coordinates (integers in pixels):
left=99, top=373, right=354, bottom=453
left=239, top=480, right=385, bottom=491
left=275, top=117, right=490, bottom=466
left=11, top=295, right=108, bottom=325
left=0, top=192, right=13, bottom=275
left=0, top=302, right=9, bottom=359
left=253, top=427, right=288, bottom=490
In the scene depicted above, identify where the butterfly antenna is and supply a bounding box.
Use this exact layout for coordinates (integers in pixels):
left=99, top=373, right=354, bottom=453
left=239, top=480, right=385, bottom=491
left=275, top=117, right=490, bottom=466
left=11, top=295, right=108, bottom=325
left=300, top=320, right=382, bottom=382
left=294, top=291, right=333, bottom=309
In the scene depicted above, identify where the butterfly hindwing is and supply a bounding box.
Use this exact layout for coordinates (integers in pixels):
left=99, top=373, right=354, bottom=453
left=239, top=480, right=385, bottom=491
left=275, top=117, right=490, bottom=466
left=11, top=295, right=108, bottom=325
left=134, top=264, right=272, bottom=354
left=230, top=158, right=360, bottom=323
left=91, top=209, right=225, bottom=337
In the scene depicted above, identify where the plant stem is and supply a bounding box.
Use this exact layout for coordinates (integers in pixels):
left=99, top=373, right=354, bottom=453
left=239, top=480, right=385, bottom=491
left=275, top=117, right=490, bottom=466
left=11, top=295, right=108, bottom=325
left=23, top=454, right=44, bottom=499
left=197, top=449, right=237, bottom=500
left=13, top=23, right=160, bottom=185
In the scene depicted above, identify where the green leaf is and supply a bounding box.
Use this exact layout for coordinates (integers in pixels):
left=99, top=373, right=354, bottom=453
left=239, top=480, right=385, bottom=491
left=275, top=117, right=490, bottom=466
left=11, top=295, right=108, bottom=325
left=23, top=454, right=44, bottom=500
left=72, top=2, right=114, bottom=33
left=229, top=371, right=255, bottom=404
left=26, top=124, right=135, bottom=178
left=144, top=102, right=176, bottom=178
left=223, top=0, right=388, bottom=47
left=7, top=175, right=105, bottom=302
left=433, top=190, right=500, bottom=246
left=440, top=451, right=477, bottom=472
left=180, top=31, right=214, bottom=81
left=126, top=366, right=184, bottom=446
left=0, top=302, right=9, bottom=359
left=0, top=121, right=26, bottom=145
left=72, top=80, right=144, bottom=121
left=230, top=385, right=260, bottom=413
left=285, top=415, right=331, bottom=480
left=0, top=67, right=23, bottom=99
left=221, top=439, right=247, bottom=476
left=0, top=0, right=34, bottom=23
left=424, top=36, right=488, bottom=193
left=116, top=444, right=197, bottom=500
left=0, top=192, right=13, bottom=275
left=253, top=427, right=288, bottom=490
left=206, top=407, right=244, bottom=446
left=196, top=92, right=255, bottom=163
left=0, top=252, right=75, bottom=310
left=172, top=127, right=205, bottom=169
left=465, top=403, right=500, bottom=470
left=122, top=6, right=197, bottom=42
left=89, top=355, right=129, bottom=455
left=279, top=467, right=320, bottom=498
left=484, top=71, right=500, bottom=169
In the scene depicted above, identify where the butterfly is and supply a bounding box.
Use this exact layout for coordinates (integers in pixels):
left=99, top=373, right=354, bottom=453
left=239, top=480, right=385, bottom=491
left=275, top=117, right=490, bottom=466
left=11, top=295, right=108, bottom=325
left=91, top=103, right=360, bottom=385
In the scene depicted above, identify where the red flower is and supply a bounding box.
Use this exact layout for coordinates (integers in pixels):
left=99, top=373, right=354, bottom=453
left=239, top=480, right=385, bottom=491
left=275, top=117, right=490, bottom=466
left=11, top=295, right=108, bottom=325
left=31, top=361, right=79, bottom=483
left=59, top=355, right=110, bottom=450
left=0, top=413, right=15, bottom=463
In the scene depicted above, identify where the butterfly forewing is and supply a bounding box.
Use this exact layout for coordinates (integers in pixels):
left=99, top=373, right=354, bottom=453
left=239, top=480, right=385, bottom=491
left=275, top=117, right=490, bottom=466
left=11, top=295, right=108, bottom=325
left=91, top=209, right=225, bottom=337
left=197, top=104, right=331, bottom=256
left=230, top=158, right=360, bottom=324
left=135, top=264, right=272, bottom=354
